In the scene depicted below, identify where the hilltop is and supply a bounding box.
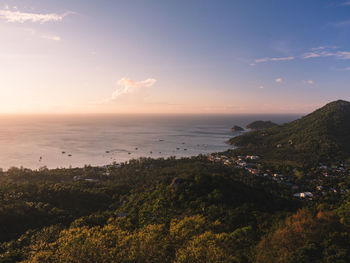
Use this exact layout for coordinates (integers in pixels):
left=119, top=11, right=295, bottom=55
left=229, top=100, right=350, bottom=166
left=231, top=125, right=244, bottom=132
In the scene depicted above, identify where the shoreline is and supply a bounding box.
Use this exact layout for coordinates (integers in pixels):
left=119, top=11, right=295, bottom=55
left=2, top=151, right=228, bottom=172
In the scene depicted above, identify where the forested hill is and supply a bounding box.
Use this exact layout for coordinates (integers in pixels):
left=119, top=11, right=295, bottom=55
left=0, top=157, right=299, bottom=262
left=246, top=120, right=277, bottom=130
left=1, top=156, right=350, bottom=262
left=229, top=100, right=350, bottom=166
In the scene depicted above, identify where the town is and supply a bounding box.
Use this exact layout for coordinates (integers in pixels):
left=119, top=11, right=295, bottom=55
left=207, top=151, right=350, bottom=200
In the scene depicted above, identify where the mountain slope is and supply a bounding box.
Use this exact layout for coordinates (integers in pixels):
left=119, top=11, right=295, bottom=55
left=229, top=100, right=350, bottom=166
left=246, top=120, right=277, bottom=130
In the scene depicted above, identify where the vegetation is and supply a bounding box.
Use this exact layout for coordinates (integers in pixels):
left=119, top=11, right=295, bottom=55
left=230, top=100, right=350, bottom=167
left=246, top=121, right=277, bottom=130
left=231, top=125, right=244, bottom=132
left=1, top=100, right=350, bottom=262
left=0, top=154, right=348, bottom=262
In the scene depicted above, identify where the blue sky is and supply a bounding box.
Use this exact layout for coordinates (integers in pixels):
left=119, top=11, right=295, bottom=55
left=0, top=0, right=350, bottom=113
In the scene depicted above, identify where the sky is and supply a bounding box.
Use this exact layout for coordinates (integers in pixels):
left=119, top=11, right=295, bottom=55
left=1, top=0, right=350, bottom=114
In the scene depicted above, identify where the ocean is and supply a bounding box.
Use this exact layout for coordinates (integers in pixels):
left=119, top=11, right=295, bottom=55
left=0, top=114, right=300, bottom=170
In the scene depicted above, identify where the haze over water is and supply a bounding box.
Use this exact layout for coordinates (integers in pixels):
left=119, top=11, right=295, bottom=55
left=0, top=114, right=300, bottom=170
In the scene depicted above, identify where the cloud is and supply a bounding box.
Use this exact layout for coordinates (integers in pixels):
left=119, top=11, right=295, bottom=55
left=250, top=46, right=350, bottom=72
left=334, top=51, right=350, bottom=59
left=302, top=52, right=323, bottom=58
left=112, top=78, right=157, bottom=100
left=251, top=46, right=350, bottom=66
left=258, top=85, right=264, bottom=89
left=0, top=9, right=73, bottom=24
left=310, top=46, right=338, bottom=51
left=250, top=56, right=294, bottom=66
left=330, top=20, right=350, bottom=27
left=302, top=49, right=350, bottom=60
left=303, top=80, right=314, bottom=85
left=341, top=1, right=350, bottom=6
left=275, top=78, right=283, bottom=83
left=41, top=34, right=61, bottom=41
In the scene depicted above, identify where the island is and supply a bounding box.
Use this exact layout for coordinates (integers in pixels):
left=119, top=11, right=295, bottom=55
left=231, top=125, right=244, bottom=132
left=246, top=120, right=277, bottom=130
left=1, top=100, right=350, bottom=263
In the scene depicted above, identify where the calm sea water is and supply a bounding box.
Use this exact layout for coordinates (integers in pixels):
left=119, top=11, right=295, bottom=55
left=0, top=114, right=300, bottom=170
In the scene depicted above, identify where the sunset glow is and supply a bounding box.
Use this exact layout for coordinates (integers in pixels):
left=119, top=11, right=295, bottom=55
left=1, top=0, right=350, bottom=114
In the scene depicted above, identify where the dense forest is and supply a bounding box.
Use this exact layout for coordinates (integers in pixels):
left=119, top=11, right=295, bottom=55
left=245, top=121, right=277, bottom=130
left=0, top=155, right=349, bottom=262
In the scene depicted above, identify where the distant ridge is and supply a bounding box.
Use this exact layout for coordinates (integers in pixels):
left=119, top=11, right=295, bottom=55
left=229, top=100, right=350, bottom=166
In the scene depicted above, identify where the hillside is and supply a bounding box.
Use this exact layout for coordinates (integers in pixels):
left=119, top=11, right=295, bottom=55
left=0, top=157, right=299, bottom=262
left=229, top=100, right=350, bottom=166
left=246, top=120, right=277, bottom=130
left=0, top=157, right=349, bottom=262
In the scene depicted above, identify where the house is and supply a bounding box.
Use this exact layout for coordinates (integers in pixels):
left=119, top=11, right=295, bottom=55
left=238, top=161, right=247, bottom=167
left=223, top=160, right=231, bottom=166
left=247, top=168, right=259, bottom=175
left=85, top=178, right=100, bottom=183
left=293, top=192, right=313, bottom=198
left=246, top=155, right=260, bottom=160
left=73, top=175, right=82, bottom=181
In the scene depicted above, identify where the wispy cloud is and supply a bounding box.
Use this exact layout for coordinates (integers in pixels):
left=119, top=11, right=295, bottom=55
left=0, top=9, right=73, bottom=24
left=251, top=46, right=350, bottom=66
left=250, top=56, right=294, bottom=66
left=310, top=46, right=338, bottom=51
left=303, top=80, right=314, bottom=85
left=23, top=28, right=61, bottom=41
left=275, top=78, right=283, bottom=83
left=112, top=78, right=157, bottom=100
left=330, top=19, right=350, bottom=27
left=302, top=49, right=350, bottom=60
left=40, top=34, right=61, bottom=41
left=340, top=1, right=350, bottom=6
left=331, top=51, right=350, bottom=59
left=258, top=85, right=264, bottom=89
